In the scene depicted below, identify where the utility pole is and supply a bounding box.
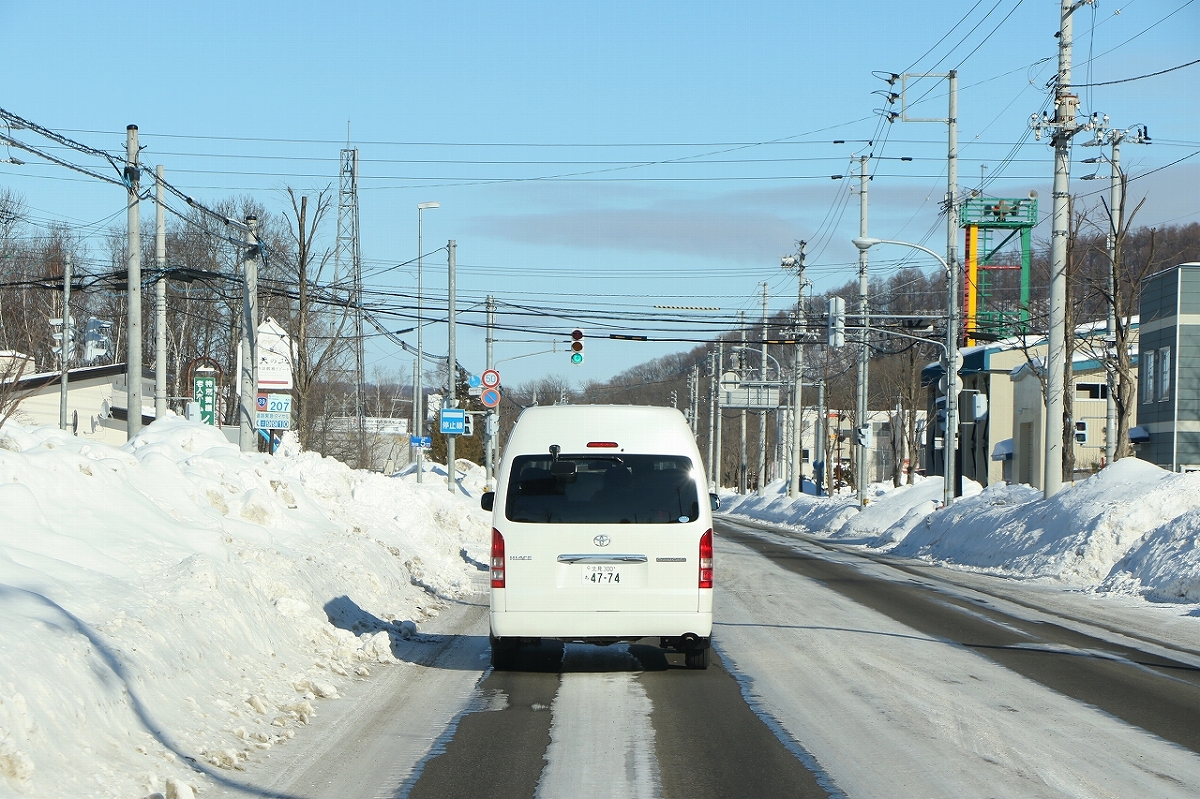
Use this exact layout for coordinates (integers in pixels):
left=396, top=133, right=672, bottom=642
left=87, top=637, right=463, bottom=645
left=155, top=165, right=167, bottom=422
left=485, top=294, right=496, bottom=490
left=945, top=70, right=961, bottom=501
left=816, top=379, right=826, bottom=496
left=1033, top=0, right=1096, bottom=498
left=125, top=125, right=143, bottom=439
left=706, top=350, right=716, bottom=488
left=783, top=241, right=807, bottom=497
left=1045, top=1, right=1077, bottom=497
left=855, top=156, right=870, bottom=505
left=689, top=365, right=699, bottom=434
left=716, top=340, right=724, bottom=491
left=59, top=254, right=71, bottom=430
left=446, top=240, right=457, bottom=493
left=415, top=201, right=439, bottom=483
left=739, top=313, right=747, bottom=494
left=758, top=284, right=769, bottom=497
left=239, top=216, right=260, bottom=453
left=896, top=68, right=961, bottom=504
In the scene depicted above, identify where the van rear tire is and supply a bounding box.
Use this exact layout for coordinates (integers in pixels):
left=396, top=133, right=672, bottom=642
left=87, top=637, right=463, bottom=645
left=684, top=645, right=709, bottom=670
left=490, top=634, right=518, bottom=671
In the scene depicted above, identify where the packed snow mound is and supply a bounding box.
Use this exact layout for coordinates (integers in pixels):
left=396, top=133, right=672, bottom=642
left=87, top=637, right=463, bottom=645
left=719, top=459, right=1200, bottom=601
left=1103, top=506, right=1200, bottom=602
left=892, top=458, right=1200, bottom=583
left=0, top=417, right=491, bottom=799
left=719, top=475, right=983, bottom=544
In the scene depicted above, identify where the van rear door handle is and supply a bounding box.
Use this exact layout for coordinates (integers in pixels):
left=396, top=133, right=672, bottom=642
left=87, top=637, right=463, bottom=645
left=557, top=554, right=648, bottom=564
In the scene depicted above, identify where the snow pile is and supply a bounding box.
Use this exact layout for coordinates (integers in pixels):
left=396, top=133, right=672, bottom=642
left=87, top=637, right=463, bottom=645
left=4, top=410, right=1199, bottom=798
left=721, top=457, right=1200, bottom=602
left=0, top=417, right=490, bottom=798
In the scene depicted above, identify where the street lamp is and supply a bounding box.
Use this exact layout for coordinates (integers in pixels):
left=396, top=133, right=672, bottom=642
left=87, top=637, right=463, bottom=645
left=415, top=201, right=439, bottom=483
left=853, top=236, right=958, bottom=507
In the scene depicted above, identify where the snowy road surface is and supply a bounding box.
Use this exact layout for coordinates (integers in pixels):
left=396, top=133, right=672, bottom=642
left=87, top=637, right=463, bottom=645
left=212, top=518, right=1200, bottom=799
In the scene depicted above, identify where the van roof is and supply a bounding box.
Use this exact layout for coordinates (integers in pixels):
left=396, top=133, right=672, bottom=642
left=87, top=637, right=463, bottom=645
left=505, top=404, right=700, bottom=457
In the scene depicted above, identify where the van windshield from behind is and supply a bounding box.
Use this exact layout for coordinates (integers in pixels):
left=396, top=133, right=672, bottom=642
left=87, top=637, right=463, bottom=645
left=505, top=454, right=700, bottom=524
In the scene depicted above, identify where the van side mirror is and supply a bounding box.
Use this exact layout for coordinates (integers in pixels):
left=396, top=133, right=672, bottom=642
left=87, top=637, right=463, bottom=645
left=709, top=493, right=721, bottom=511
left=481, top=491, right=495, bottom=511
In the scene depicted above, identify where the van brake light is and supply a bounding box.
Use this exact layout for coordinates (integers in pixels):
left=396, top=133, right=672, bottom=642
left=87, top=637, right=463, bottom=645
left=699, top=529, right=713, bottom=589
left=586, top=441, right=619, bottom=448
left=491, top=528, right=505, bottom=588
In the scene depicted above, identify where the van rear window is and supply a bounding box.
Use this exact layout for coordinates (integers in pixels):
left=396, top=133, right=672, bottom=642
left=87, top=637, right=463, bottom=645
left=505, top=454, right=700, bottom=524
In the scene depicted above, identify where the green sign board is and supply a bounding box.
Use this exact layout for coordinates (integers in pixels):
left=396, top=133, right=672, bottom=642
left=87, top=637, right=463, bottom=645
left=194, top=375, right=217, bottom=425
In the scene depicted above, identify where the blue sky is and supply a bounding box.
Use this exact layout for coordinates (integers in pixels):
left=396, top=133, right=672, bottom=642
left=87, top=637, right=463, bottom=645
left=2, top=1, right=1197, bottom=389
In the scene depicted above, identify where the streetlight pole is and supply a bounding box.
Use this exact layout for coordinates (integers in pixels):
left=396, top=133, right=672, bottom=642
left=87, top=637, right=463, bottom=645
left=759, top=284, right=769, bottom=497
left=782, top=243, right=807, bottom=498
left=446, top=239, right=457, bottom=494
left=853, top=237, right=957, bottom=507
left=415, top=201, right=439, bottom=483
left=125, top=125, right=143, bottom=440
left=855, top=156, right=870, bottom=506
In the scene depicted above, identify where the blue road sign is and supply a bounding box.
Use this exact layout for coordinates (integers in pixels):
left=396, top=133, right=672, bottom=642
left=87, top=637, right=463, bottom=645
left=410, top=435, right=432, bottom=449
left=468, top=374, right=482, bottom=388
left=440, top=408, right=466, bottom=435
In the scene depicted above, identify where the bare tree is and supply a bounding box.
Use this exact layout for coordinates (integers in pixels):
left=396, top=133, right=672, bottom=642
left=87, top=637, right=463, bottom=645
left=1080, top=175, right=1148, bottom=462
left=282, top=188, right=354, bottom=453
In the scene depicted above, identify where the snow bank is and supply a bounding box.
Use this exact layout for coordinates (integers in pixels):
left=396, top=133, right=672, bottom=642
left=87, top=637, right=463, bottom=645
left=721, top=459, right=1200, bottom=602
left=0, top=417, right=490, bottom=798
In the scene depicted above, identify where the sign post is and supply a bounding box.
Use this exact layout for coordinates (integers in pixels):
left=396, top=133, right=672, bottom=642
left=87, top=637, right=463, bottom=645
left=193, top=374, right=217, bottom=425
left=255, top=393, right=293, bottom=430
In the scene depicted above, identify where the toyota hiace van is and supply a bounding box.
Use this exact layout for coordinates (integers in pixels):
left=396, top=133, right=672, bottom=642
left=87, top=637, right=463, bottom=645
left=480, top=405, right=716, bottom=669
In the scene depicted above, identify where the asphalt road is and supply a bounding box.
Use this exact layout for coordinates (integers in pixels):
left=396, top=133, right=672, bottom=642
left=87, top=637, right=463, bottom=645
left=405, top=641, right=829, bottom=799
left=716, top=519, right=1200, bottom=756
left=217, top=517, right=1200, bottom=799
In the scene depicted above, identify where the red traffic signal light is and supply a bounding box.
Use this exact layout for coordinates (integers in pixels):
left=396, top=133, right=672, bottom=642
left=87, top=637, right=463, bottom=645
left=570, top=329, right=584, bottom=364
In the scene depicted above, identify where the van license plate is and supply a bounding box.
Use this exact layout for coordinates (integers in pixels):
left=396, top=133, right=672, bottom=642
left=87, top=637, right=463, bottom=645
left=582, top=566, right=622, bottom=585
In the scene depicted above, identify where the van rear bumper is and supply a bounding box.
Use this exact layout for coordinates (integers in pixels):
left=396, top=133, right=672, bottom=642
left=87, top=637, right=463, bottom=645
left=490, top=610, right=712, bottom=640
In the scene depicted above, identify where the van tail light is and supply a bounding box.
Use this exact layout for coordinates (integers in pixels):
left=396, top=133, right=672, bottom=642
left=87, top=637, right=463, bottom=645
left=698, top=529, right=713, bottom=589
left=491, top=528, right=505, bottom=588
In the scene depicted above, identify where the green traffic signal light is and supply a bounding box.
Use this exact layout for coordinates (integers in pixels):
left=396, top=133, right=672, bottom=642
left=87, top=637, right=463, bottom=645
left=570, top=328, right=584, bottom=364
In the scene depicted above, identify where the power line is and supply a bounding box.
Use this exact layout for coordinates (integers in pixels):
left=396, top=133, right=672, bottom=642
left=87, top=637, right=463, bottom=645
left=1072, top=57, right=1200, bottom=87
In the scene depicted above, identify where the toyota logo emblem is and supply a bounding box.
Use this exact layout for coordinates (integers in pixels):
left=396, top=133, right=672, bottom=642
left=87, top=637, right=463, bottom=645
left=593, top=535, right=611, bottom=548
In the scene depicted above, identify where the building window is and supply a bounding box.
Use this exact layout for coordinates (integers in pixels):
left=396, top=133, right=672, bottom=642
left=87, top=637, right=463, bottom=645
left=1143, top=350, right=1155, bottom=404
left=1075, top=383, right=1107, bottom=400
left=1158, top=347, right=1171, bottom=401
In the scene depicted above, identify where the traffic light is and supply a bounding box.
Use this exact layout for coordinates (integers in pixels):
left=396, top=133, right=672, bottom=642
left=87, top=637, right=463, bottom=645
left=570, top=329, right=584, bottom=365
left=827, top=297, right=845, bottom=348
left=854, top=425, right=873, bottom=448
left=1075, top=420, right=1088, bottom=444
left=50, top=315, right=76, bottom=364
left=463, top=414, right=474, bottom=437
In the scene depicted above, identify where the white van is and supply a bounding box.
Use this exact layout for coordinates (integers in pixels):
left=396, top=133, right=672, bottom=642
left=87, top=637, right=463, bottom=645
left=481, top=405, right=716, bottom=670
